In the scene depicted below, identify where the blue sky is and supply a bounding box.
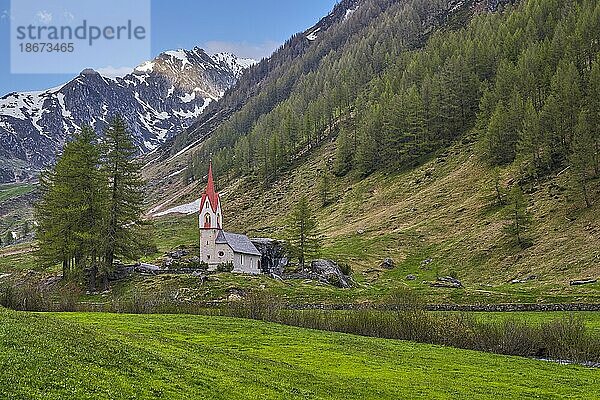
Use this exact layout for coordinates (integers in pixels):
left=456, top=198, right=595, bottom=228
left=0, top=0, right=336, bottom=95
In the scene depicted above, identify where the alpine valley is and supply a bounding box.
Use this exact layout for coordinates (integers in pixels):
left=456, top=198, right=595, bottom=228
left=1, top=0, right=600, bottom=398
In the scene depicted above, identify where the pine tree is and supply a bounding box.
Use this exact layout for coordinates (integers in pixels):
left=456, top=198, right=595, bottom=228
left=3, top=231, right=14, bottom=246
left=504, top=184, right=532, bottom=247
left=588, top=57, right=600, bottom=174
left=569, top=110, right=595, bottom=208
left=333, top=129, right=353, bottom=176
left=284, top=195, right=321, bottom=269
left=491, top=166, right=506, bottom=206
left=101, top=116, right=150, bottom=286
left=35, top=126, right=106, bottom=281
left=318, top=170, right=332, bottom=207
left=518, top=99, right=549, bottom=177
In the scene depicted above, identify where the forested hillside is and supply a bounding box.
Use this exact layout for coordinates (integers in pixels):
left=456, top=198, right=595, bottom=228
left=179, top=0, right=599, bottom=212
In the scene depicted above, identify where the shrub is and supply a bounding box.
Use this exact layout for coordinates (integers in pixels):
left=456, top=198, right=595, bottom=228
left=217, top=262, right=234, bottom=273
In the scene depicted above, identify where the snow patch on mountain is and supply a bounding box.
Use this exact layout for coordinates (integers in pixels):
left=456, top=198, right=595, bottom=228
left=153, top=198, right=200, bottom=217
left=0, top=46, right=255, bottom=183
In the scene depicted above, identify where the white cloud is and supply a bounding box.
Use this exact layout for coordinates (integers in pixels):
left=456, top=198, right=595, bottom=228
left=36, top=10, right=53, bottom=24
left=0, top=9, right=11, bottom=22
left=96, top=66, right=134, bottom=78
left=201, top=40, right=281, bottom=60
left=62, top=10, right=75, bottom=22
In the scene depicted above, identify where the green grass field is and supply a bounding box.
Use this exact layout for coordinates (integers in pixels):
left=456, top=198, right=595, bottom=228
left=0, top=308, right=598, bottom=399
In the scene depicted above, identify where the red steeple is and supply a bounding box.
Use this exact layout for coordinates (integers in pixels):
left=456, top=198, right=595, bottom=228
left=200, top=161, right=220, bottom=212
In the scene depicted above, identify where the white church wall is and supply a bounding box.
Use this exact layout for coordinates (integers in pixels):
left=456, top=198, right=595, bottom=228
left=232, top=253, right=261, bottom=274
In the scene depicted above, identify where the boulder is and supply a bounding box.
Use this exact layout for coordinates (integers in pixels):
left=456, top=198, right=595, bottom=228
left=406, top=274, right=417, bottom=281
left=309, top=259, right=353, bottom=288
left=429, top=276, right=463, bottom=289
left=168, top=249, right=189, bottom=259
left=420, top=258, right=433, bottom=267
left=380, top=258, right=396, bottom=270
left=570, top=279, right=597, bottom=286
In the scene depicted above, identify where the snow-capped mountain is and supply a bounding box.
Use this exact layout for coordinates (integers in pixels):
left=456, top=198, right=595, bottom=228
left=0, top=47, right=255, bottom=183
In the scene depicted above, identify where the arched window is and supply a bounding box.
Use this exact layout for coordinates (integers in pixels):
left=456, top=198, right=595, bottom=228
left=204, top=213, right=212, bottom=228
left=217, top=213, right=221, bottom=228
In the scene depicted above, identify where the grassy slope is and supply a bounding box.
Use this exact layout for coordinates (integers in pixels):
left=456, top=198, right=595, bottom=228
left=0, top=184, right=35, bottom=203
left=0, top=308, right=597, bottom=400
left=145, top=136, right=599, bottom=304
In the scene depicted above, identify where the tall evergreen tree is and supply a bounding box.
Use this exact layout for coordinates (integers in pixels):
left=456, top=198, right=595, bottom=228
left=518, top=98, right=549, bottom=177
left=101, top=116, right=150, bottom=286
left=35, top=126, right=106, bottom=281
left=569, top=110, right=595, bottom=208
left=284, top=195, right=321, bottom=269
left=504, top=184, right=532, bottom=247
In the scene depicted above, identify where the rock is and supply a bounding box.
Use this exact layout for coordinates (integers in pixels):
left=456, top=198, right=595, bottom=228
left=380, top=258, right=396, bottom=270
left=357, top=229, right=365, bottom=235
left=163, top=257, right=174, bottom=269
left=429, top=276, right=463, bottom=289
left=420, top=258, right=433, bottom=267
left=251, top=238, right=288, bottom=275
left=510, top=275, right=538, bottom=284
left=168, top=249, right=189, bottom=259
left=570, top=279, right=597, bottom=286
left=226, top=287, right=246, bottom=301
left=307, top=259, right=353, bottom=288
left=406, top=274, right=416, bottom=281
left=228, top=293, right=243, bottom=301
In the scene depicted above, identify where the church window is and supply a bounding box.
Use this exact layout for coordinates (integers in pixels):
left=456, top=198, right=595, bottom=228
left=240, top=254, right=244, bottom=265
left=204, top=213, right=211, bottom=228
left=218, top=251, right=224, bottom=257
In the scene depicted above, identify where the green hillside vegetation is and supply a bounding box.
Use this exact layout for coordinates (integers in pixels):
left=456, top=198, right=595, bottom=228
left=0, top=183, right=36, bottom=246
left=0, top=184, right=35, bottom=203
left=145, top=135, right=599, bottom=304
left=0, top=308, right=598, bottom=399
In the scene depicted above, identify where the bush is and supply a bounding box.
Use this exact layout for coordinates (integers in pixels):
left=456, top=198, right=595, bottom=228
left=217, top=262, right=234, bottom=273
left=338, top=263, right=352, bottom=276
left=0, top=282, right=49, bottom=311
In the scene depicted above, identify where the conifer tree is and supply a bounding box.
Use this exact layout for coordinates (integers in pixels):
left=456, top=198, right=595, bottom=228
left=35, top=126, right=106, bottom=281
left=518, top=99, right=548, bottom=177
left=491, top=166, right=506, bottom=206
left=318, top=170, right=332, bottom=207
left=3, top=231, right=13, bottom=246
left=334, top=129, right=354, bottom=176
left=504, top=184, right=531, bottom=247
left=101, top=116, right=150, bottom=286
left=570, top=110, right=595, bottom=208
left=284, top=195, right=321, bottom=269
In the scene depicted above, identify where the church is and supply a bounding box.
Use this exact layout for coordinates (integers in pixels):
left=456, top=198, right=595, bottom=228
left=198, top=163, right=262, bottom=274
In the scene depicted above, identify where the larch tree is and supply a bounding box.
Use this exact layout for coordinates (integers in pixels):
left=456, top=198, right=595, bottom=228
left=284, top=195, right=322, bottom=269
left=101, top=116, right=151, bottom=287
left=569, top=110, right=595, bottom=208
left=504, top=184, right=532, bottom=247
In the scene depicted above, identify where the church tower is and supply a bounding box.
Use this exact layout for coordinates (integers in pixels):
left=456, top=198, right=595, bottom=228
left=199, top=162, right=223, bottom=265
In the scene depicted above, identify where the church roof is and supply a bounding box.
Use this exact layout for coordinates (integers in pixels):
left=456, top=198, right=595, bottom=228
left=200, top=162, right=220, bottom=212
left=216, top=230, right=261, bottom=256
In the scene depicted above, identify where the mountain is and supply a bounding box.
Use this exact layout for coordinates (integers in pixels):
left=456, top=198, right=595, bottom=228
left=0, top=48, right=255, bottom=183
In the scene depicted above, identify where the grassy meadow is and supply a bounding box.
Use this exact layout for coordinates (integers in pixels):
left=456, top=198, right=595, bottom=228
left=0, top=307, right=598, bottom=400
